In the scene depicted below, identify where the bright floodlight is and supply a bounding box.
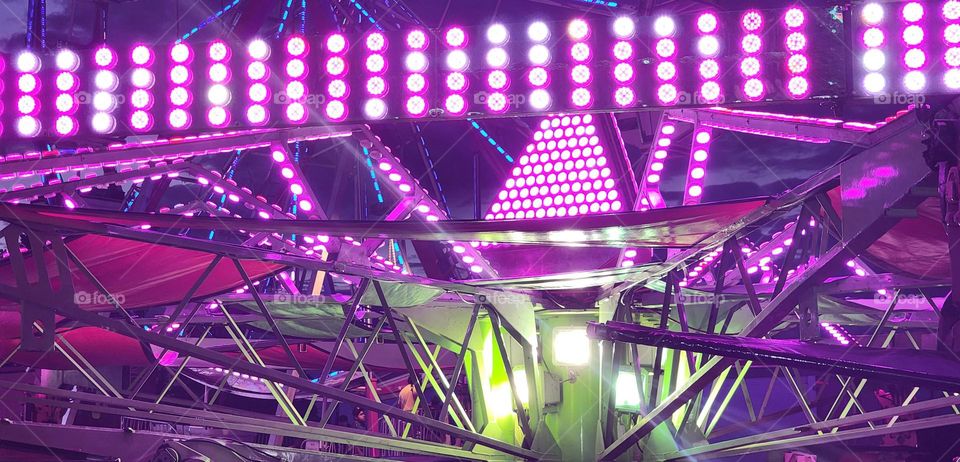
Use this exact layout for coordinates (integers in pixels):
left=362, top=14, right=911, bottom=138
left=16, top=116, right=41, bottom=137
left=862, top=3, right=884, bottom=25
left=486, top=23, right=509, bottom=45
left=364, top=98, right=387, bottom=119
left=248, top=39, right=271, bottom=59
left=247, top=104, right=268, bottom=124
left=55, top=49, right=79, bottom=72
left=615, top=371, right=641, bottom=410
left=612, top=16, right=635, bottom=38
left=131, top=45, right=154, bottom=66
left=93, top=46, right=116, bottom=68
left=697, top=36, right=720, bottom=56
left=406, top=30, right=428, bottom=50
left=445, top=50, right=469, bottom=71
left=16, top=51, right=40, bottom=73
left=486, top=47, right=508, bottom=68
left=443, top=27, right=465, bottom=48
left=697, top=12, right=718, bottom=34
left=208, top=41, right=230, bottom=61
left=901, top=2, right=924, bottom=22
left=286, top=36, right=308, bottom=57
left=568, top=19, right=590, bottom=40
left=366, top=32, right=387, bottom=52
left=653, top=16, right=675, bottom=37
left=528, top=44, right=550, bottom=65
left=444, top=94, right=465, bottom=114
left=325, top=34, right=347, bottom=54
left=170, top=43, right=191, bottom=63
left=526, top=89, right=547, bottom=110
left=207, top=84, right=231, bottom=105
left=91, top=112, right=116, bottom=133
left=528, top=21, right=550, bottom=42
left=903, top=70, right=926, bottom=92
left=130, top=68, right=155, bottom=89
left=92, top=91, right=117, bottom=112
left=553, top=327, right=590, bottom=366
left=55, top=115, right=77, bottom=136
left=863, top=72, right=886, bottom=93
left=207, top=106, right=228, bottom=126
left=404, top=52, right=428, bottom=72
left=94, top=70, right=119, bottom=91
left=862, top=49, right=885, bottom=71
left=945, top=68, right=960, bottom=89
left=168, top=109, right=190, bottom=129
left=946, top=1, right=960, bottom=21
left=784, top=7, right=805, bottom=28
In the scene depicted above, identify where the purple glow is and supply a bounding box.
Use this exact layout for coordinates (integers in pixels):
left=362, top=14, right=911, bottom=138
left=742, top=10, right=763, bottom=31
left=445, top=27, right=466, bottom=48
left=406, top=30, right=428, bottom=50
left=697, top=12, right=718, bottom=34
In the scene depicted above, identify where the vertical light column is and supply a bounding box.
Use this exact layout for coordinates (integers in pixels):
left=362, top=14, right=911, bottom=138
left=129, top=44, right=156, bottom=133
left=207, top=40, right=233, bottom=128
left=527, top=21, right=552, bottom=111
left=283, top=35, right=308, bottom=124
left=91, top=46, right=118, bottom=134
left=944, top=1, right=960, bottom=89
left=637, top=120, right=675, bottom=211
left=860, top=3, right=887, bottom=94
left=403, top=29, right=429, bottom=118
left=568, top=19, right=593, bottom=109
left=739, top=10, right=765, bottom=101
left=53, top=49, right=80, bottom=137
left=363, top=31, right=389, bottom=120
left=653, top=16, right=678, bottom=105
left=167, top=42, right=194, bottom=130
left=611, top=16, right=636, bottom=107
left=784, top=7, right=810, bottom=98
left=682, top=127, right=712, bottom=205
left=696, top=12, right=722, bottom=104
left=15, top=52, right=42, bottom=137
left=246, top=38, right=272, bottom=126
left=442, top=27, right=469, bottom=116
left=485, top=23, right=511, bottom=114
left=900, top=2, right=926, bottom=93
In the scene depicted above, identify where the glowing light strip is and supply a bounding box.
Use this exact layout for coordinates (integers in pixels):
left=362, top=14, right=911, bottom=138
left=637, top=116, right=676, bottom=211
left=178, top=0, right=242, bottom=42
left=682, top=127, right=711, bottom=205
left=469, top=119, right=514, bottom=163
left=276, top=0, right=295, bottom=36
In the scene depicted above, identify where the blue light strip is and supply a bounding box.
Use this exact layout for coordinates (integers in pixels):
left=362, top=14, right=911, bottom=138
left=393, top=240, right=405, bottom=266
left=361, top=146, right=384, bottom=203
left=178, top=0, right=242, bottom=42
left=573, top=0, right=618, bottom=7
left=300, top=0, right=306, bottom=34
left=414, top=124, right=450, bottom=216
left=467, top=119, right=514, bottom=163
left=347, top=0, right=382, bottom=30
left=276, top=0, right=295, bottom=36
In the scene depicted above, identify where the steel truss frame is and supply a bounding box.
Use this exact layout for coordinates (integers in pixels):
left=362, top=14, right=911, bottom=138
left=0, top=97, right=953, bottom=462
